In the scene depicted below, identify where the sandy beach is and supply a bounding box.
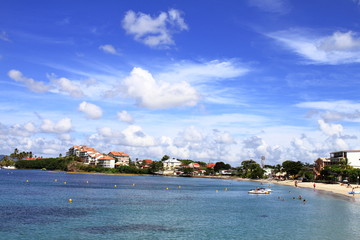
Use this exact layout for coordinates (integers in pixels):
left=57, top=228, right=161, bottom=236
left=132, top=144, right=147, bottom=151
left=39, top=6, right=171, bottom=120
left=253, top=178, right=360, bottom=199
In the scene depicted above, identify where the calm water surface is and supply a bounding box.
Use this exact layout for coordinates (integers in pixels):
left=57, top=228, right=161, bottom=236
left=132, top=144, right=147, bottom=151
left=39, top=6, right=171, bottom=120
left=0, top=169, right=359, bottom=240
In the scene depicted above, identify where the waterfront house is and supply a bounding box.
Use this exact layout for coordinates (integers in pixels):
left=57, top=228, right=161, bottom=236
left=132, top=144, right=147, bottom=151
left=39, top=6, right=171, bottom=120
left=97, top=155, right=115, bottom=168
left=108, top=151, right=130, bottom=166
left=163, top=158, right=182, bottom=170
left=206, top=163, right=215, bottom=169
left=329, top=150, right=360, bottom=168
left=188, top=162, right=201, bottom=169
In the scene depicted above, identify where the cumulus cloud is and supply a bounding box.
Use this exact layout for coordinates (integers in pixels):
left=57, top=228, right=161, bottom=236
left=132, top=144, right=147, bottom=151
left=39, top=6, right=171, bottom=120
left=117, top=111, right=134, bottom=124
left=90, top=125, right=156, bottom=147
left=122, top=9, right=188, bottom=48
left=318, top=119, right=343, bottom=137
left=41, top=118, right=72, bottom=133
left=50, top=75, right=84, bottom=98
left=123, top=67, right=198, bottom=109
left=78, top=101, right=103, bottom=119
left=8, top=70, right=50, bottom=93
left=99, top=44, right=119, bottom=55
left=268, top=30, right=360, bottom=64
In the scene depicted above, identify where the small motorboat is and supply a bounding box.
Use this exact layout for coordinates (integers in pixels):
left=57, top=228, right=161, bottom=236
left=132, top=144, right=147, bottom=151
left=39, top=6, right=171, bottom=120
left=248, top=187, right=271, bottom=194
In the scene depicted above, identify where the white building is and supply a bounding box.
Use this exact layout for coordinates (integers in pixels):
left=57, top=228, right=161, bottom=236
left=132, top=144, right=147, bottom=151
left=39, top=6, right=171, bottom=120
left=108, top=151, right=130, bottom=166
left=97, top=155, right=115, bottom=168
left=163, top=158, right=182, bottom=170
left=330, top=150, right=360, bottom=168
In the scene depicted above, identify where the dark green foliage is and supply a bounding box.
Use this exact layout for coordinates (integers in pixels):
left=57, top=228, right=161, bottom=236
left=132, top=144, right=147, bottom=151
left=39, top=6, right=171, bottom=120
left=79, top=165, right=150, bottom=174
left=214, top=162, right=231, bottom=172
left=161, top=155, right=170, bottom=161
left=282, top=160, right=304, bottom=177
left=238, top=160, right=264, bottom=179
left=149, top=161, right=163, bottom=173
left=15, top=157, right=73, bottom=171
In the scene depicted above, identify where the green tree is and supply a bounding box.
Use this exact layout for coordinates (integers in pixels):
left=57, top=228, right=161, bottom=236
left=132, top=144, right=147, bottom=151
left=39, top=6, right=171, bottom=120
left=214, top=162, right=231, bottom=172
left=282, top=160, right=303, bottom=177
left=240, top=160, right=264, bottom=179
left=149, top=161, right=164, bottom=173
left=161, top=155, right=170, bottom=161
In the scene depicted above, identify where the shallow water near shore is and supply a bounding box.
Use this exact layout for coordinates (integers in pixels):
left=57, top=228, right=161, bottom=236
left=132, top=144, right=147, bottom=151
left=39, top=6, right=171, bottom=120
left=1, top=169, right=359, bottom=240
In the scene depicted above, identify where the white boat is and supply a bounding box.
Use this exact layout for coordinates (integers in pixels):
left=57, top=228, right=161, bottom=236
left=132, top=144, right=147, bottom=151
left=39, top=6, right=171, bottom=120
left=2, top=166, right=16, bottom=169
left=248, top=187, right=272, bottom=194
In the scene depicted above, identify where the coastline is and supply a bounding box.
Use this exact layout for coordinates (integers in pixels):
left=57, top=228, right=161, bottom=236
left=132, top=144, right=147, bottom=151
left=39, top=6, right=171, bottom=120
left=62, top=171, right=360, bottom=199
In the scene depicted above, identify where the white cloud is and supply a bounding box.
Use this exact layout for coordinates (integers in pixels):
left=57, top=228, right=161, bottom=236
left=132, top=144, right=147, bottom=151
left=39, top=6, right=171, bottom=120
left=117, top=111, right=134, bottom=124
left=78, top=101, right=103, bottom=119
left=0, top=31, right=10, bottom=42
left=122, top=9, right=188, bottom=48
left=156, top=60, right=249, bottom=84
left=90, top=125, right=156, bottom=147
left=41, top=118, right=72, bottom=134
left=8, top=70, right=50, bottom=93
left=318, top=119, right=343, bottom=137
left=123, top=67, right=199, bottom=109
left=99, top=44, right=119, bottom=55
left=248, top=0, right=290, bottom=14
left=296, top=100, right=360, bottom=122
left=268, top=30, right=360, bottom=64
left=49, top=75, right=84, bottom=98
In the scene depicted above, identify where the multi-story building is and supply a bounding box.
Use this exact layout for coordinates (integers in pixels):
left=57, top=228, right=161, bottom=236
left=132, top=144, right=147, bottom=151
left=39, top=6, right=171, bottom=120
left=163, top=158, right=182, bottom=170
left=330, top=150, right=360, bottom=168
left=108, top=151, right=130, bottom=166
left=97, top=155, right=115, bottom=168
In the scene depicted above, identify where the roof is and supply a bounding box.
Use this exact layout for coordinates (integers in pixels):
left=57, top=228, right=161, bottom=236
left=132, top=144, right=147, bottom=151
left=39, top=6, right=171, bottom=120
left=142, top=159, right=153, bottom=164
left=109, top=151, right=129, bottom=157
left=98, top=155, right=115, bottom=160
left=330, top=150, right=360, bottom=154
left=207, top=163, right=215, bottom=168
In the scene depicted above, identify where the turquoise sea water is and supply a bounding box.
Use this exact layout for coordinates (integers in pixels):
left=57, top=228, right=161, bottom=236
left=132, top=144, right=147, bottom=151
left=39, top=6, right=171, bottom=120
left=0, top=169, right=359, bottom=240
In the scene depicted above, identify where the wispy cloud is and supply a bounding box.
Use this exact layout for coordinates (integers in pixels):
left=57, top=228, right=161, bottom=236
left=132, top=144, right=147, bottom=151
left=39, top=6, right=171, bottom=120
left=122, top=9, right=188, bottom=48
left=248, top=0, right=291, bottom=14
left=8, top=70, right=50, bottom=93
left=268, top=29, right=360, bottom=64
left=78, top=101, right=103, bottom=119
left=99, top=44, right=120, bottom=55
left=0, top=31, right=11, bottom=42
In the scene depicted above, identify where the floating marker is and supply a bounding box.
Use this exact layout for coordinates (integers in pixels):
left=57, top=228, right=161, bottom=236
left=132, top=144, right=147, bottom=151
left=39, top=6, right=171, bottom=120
left=178, top=185, right=181, bottom=189
left=215, top=190, right=219, bottom=192
left=166, top=187, right=169, bottom=190
left=224, top=188, right=228, bottom=191
left=132, top=183, right=135, bottom=186
left=54, top=179, right=58, bottom=182
left=68, top=199, right=73, bottom=203
left=86, top=181, right=89, bottom=184
left=64, top=181, right=67, bottom=184
left=114, top=185, right=117, bottom=188
left=26, top=180, right=29, bottom=183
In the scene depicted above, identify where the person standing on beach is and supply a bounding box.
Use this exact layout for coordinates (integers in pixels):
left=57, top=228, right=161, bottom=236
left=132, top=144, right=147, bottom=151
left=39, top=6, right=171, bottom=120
left=313, top=183, right=316, bottom=190
left=294, top=180, right=298, bottom=187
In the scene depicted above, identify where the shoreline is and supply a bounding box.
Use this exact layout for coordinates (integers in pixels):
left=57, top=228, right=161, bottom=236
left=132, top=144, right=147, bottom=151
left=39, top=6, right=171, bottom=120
left=22, top=169, right=360, bottom=200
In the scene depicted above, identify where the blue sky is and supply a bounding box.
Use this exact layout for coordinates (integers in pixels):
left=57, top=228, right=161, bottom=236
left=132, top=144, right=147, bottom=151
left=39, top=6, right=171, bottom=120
left=2, top=0, right=360, bottom=166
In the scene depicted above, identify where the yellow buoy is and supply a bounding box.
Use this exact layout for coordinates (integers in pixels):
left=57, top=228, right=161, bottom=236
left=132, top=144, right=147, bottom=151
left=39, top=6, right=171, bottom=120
left=224, top=188, right=228, bottom=191
left=178, top=185, right=181, bottom=189
left=216, top=190, right=219, bottom=192
left=132, top=183, right=135, bottom=186
left=114, top=185, right=117, bottom=187
left=166, top=187, right=169, bottom=190
left=26, top=180, right=29, bottom=183
left=64, top=181, right=67, bottom=184
left=68, top=199, right=73, bottom=203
